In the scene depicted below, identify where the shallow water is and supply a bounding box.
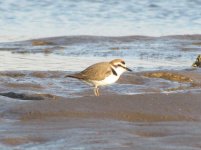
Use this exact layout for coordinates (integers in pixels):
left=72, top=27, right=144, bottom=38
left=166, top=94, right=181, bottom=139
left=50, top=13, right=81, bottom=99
left=0, top=35, right=201, bottom=97
left=0, top=35, right=200, bottom=71
left=1, top=0, right=201, bottom=42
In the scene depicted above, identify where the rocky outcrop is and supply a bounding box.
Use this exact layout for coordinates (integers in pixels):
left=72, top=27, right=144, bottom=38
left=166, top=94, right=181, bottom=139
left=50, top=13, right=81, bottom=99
left=192, top=54, right=201, bottom=67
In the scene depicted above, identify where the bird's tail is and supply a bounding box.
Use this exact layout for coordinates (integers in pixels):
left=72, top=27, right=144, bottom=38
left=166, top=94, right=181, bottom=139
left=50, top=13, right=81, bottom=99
left=65, top=74, right=76, bottom=78
left=65, top=74, right=83, bottom=79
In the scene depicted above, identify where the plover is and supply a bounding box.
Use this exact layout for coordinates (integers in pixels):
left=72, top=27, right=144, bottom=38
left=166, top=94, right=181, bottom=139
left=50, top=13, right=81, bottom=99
left=65, top=59, right=132, bottom=96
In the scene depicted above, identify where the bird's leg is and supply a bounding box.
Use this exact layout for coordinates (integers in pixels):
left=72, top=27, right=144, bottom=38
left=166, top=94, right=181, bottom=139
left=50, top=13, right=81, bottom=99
left=94, top=86, right=99, bottom=96
left=96, top=87, right=100, bottom=96
left=94, top=87, right=97, bottom=96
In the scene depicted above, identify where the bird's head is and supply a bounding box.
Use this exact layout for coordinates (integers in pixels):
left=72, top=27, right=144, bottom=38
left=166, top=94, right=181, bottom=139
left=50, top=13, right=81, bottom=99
left=110, top=59, right=132, bottom=75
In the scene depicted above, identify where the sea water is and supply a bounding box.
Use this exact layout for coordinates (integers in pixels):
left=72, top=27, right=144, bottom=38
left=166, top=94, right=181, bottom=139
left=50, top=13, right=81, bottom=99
left=0, top=0, right=201, bottom=42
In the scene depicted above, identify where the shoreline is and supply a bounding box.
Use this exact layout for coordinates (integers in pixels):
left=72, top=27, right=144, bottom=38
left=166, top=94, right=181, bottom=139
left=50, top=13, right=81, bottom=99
left=1, top=34, right=201, bottom=44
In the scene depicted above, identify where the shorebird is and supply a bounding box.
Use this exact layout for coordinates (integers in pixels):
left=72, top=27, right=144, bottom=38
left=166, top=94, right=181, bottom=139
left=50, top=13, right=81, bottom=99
left=65, top=59, right=132, bottom=96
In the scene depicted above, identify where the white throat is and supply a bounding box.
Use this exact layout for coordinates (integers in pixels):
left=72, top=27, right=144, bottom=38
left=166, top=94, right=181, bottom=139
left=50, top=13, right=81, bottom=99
left=111, top=66, right=126, bottom=77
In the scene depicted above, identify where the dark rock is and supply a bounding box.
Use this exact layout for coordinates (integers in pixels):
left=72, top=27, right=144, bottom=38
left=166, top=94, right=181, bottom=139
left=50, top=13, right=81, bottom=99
left=192, top=55, right=201, bottom=67
left=0, top=92, right=44, bottom=100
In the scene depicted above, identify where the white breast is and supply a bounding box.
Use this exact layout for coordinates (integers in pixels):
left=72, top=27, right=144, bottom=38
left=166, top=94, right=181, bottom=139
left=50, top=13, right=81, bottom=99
left=91, top=74, right=120, bottom=87
left=89, top=65, right=126, bottom=87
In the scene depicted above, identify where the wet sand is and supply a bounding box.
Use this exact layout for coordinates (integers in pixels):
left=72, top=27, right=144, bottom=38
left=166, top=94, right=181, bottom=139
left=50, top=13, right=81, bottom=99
left=3, top=93, right=201, bottom=122
left=1, top=92, right=201, bottom=149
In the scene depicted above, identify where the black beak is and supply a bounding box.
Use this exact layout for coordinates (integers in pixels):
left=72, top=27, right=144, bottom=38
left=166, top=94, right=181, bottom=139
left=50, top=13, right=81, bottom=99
left=123, top=66, right=132, bottom=72
left=126, top=67, right=132, bottom=72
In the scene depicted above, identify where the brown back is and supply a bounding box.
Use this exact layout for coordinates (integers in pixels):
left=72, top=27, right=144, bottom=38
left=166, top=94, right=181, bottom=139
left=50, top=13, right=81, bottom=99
left=67, top=62, right=112, bottom=81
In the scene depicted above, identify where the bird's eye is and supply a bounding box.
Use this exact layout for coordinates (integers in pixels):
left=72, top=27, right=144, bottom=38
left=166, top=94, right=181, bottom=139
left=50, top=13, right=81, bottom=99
left=121, top=61, right=125, bottom=64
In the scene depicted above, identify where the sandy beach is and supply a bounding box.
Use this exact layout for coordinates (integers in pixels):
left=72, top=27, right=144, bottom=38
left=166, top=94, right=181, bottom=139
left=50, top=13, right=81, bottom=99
left=1, top=92, right=201, bottom=149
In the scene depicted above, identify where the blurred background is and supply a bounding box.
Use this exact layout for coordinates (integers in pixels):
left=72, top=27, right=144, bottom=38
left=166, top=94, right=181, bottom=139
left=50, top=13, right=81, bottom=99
left=1, top=0, right=201, bottom=42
